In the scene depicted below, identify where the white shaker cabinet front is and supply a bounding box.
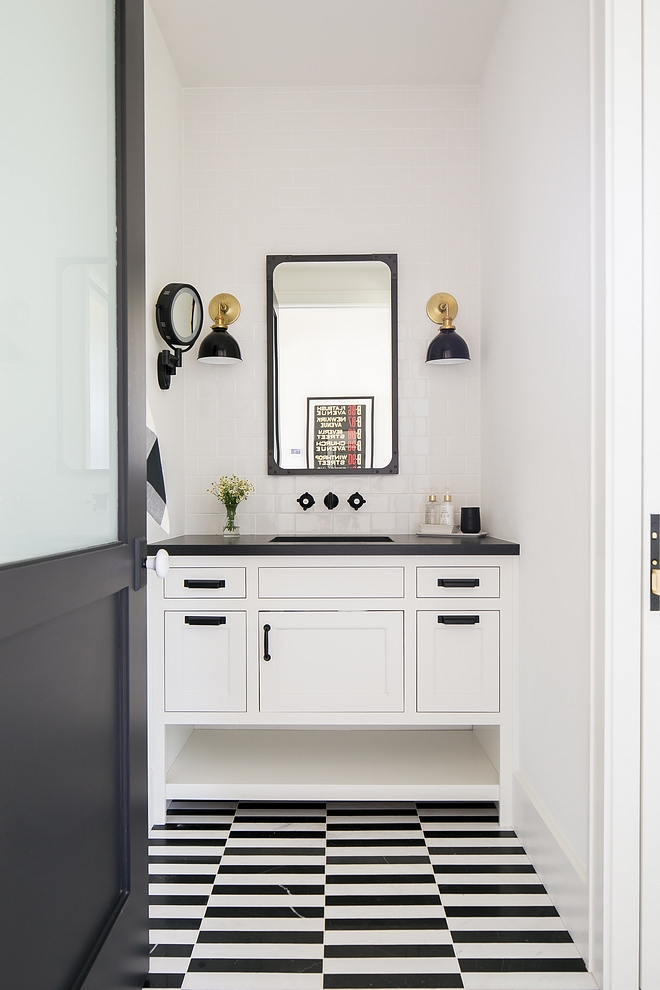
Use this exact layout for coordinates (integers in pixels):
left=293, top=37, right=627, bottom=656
left=165, top=610, right=247, bottom=712
left=259, top=610, right=404, bottom=713
left=416, top=610, right=500, bottom=712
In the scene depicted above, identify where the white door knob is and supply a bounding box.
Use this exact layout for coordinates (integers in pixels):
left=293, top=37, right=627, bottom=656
left=147, top=548, right=170, bottom=579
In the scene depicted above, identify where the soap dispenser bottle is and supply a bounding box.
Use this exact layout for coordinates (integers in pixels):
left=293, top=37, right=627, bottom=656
left=439, top=492, right=454, bottom=528
left=425, top=494, right=438, bottom=525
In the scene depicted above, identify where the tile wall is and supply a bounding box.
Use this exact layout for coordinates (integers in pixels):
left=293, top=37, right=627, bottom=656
left=182, top=85, right=481, bottom=535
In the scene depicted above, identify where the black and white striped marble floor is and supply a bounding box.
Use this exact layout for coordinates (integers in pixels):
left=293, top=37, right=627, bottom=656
left=144, top=801, right=596, bottom=990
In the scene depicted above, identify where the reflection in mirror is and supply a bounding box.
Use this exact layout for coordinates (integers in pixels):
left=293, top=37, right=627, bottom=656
left=61, top=261, right=115, bottom=471
left=268, top=255, right=398, bottom=475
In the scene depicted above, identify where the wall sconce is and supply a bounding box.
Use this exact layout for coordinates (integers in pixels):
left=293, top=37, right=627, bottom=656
left=425, top=292, right=470, bottom=364
left=197, top=293, right=242, bottom=364
left=155, top=283, right=204, bottom=389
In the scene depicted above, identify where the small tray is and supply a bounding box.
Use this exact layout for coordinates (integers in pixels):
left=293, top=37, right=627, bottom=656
left=417, top=525, right=488, bottom=538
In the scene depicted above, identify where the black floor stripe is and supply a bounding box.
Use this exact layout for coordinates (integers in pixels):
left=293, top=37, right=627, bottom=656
left=323, top=976, right=462, bottom=989
left=198, top=930, right=324, bottom=943
left=459, top=958, right=588, bottom=972
left=329, top=856, right=431, bottom=865
left=328, top=839, right=427, bottom=847
left=188, top=958, right=323, bottom=973
left=428, top=846, right=526, bottom=855
left=327, top=874, right=436, bottom=884
left=445, top=905, right=559, bottom=917
left=143, top=977, right=184, bottom=988
left=452, top=930, right=573, bottom=943
left=326, top=895, right=441, bottom=906
left=150, top=856, right=221, bottom=864
left=325, top=945, right=456, bottom=958
left=434, top=864, right=535, bottom=873
left=223, top=846, right=324, bottom=855
left=326, top=918, right=449, bottom=931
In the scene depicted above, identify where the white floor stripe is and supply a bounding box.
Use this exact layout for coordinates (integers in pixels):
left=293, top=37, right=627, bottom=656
left=461, top=974, right=598, bottom=990
left=182, top=974, right=322, bottom=990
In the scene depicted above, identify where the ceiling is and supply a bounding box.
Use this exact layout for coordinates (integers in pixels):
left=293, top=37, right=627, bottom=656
left=149, top=0, right=508, bottom=88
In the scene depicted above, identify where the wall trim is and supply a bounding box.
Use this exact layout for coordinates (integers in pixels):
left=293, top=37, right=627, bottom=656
left=513, top=771, right=590, bottom=966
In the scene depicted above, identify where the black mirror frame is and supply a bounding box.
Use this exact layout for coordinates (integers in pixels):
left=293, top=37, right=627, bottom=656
left=266, top=253, right=399, bottom=476
left=155, top=282, right=203, bottom=349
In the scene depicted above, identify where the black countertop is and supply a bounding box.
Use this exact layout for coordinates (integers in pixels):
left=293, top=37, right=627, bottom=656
left=148, top=534, right=520, bottom=556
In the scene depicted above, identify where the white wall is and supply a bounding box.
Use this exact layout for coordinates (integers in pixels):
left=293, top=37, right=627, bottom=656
left=480, top=0, right=591, bottom=951
left=181, top=85, right=482, bottom=535
left=145, top=1, right=185, bottom=540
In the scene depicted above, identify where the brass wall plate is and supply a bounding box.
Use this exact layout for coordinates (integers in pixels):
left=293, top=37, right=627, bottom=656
left=426, top=292, right=459, bottom=326
left=209, top=292, right=241, bottom=328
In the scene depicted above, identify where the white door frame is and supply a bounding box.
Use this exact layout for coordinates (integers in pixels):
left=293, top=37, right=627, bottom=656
left=640, top=0, right=660, bottom=986
left=593, top=0, right=645, bottom=987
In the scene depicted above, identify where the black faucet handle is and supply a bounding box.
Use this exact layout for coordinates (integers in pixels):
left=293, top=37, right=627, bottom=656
left=347, top=492, right=366, bottom=511
left=323, top=492, right=339, bottom=510
left=297, top=492, right=315, bottom=511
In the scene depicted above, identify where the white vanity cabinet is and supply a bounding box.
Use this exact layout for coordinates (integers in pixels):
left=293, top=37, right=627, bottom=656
left=148, top=542, right=517, bottom=824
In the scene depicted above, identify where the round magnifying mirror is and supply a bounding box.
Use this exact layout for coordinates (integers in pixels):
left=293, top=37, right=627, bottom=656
left=155, top=283, right=203, bottom=349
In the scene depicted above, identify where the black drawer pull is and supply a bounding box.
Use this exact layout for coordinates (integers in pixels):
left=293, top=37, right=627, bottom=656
left=184, top=579, right=225, bottom=589
left=437, top=578, right=480, bottom=588
left=438, top=615, right=480, bottom=624
left=263, top=624, right=271, bottom=661
left=185, top=616, right=226, bottom=625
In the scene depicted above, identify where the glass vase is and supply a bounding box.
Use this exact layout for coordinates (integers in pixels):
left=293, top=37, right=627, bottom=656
left=223, top=505, right=240, bottom=538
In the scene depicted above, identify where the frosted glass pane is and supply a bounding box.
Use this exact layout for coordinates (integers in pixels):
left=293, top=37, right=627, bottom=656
left=0, top=1, right=117, bottom=565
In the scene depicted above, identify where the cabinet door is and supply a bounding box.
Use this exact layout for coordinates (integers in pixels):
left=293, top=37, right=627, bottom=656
left=259, top=611, right=404, bottom=713
left=165, top=611, right=247, bottom=712
left=416, top=610, right=499, bottom=712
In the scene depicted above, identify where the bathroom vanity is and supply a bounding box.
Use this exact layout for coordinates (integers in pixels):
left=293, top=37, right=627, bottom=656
left=147, top=534, right=519, bottom=825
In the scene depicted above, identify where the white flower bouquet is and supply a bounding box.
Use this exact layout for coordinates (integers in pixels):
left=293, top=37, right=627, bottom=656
left=208, top=474, right=254, bottom=536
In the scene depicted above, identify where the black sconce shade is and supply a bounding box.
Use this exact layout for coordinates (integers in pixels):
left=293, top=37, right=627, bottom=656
left=425, top=328, right=471, bottom=365
left=197, top=327, right=242, bottom=364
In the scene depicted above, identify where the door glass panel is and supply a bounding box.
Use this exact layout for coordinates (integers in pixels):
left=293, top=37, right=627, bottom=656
left=0, top=0, right=117, bottom=564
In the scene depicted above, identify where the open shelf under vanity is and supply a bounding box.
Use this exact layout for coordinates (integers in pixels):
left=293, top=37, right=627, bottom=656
left=164, top=727, right=500, bottom=802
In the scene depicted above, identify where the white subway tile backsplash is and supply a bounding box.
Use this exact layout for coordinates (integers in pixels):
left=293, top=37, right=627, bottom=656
left=182, top=84, right=480, bottom=535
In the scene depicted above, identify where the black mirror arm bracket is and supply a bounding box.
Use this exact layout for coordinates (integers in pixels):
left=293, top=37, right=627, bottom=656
left=157, top=347, right=182, bottom=390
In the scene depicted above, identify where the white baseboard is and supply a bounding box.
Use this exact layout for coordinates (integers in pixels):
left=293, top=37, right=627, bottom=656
left=513, top=771, right=592, bottom=969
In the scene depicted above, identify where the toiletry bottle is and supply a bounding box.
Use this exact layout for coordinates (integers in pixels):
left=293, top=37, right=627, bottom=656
left=425, top=494, right=438, bottom=525
left=439, top=492, right=454, bottom=528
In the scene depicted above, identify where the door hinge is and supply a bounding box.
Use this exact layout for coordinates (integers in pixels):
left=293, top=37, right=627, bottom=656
left=134, top=537, right=147, bottom=592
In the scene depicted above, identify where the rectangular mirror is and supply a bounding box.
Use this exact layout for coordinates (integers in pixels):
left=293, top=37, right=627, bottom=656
left=267, top=254, right=398, bottom=475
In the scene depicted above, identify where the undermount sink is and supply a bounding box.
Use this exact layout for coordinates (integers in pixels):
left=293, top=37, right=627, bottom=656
left=269, top=535, right=394, bottom=543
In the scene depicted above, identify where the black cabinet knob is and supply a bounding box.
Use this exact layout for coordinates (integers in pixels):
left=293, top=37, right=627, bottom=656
left=324, top=492, right=339, bottom=510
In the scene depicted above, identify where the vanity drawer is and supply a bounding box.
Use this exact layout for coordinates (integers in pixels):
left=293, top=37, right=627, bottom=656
left=258, top=566, right=404, bottom=599
left=416, top=566, right=500, bottom=598
left=164, top=567, right=246, bottom=599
